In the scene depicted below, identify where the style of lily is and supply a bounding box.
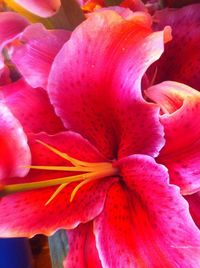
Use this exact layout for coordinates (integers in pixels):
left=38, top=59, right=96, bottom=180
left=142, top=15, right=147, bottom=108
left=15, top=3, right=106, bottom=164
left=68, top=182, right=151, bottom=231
left=1, top=10, right=200, bottom=267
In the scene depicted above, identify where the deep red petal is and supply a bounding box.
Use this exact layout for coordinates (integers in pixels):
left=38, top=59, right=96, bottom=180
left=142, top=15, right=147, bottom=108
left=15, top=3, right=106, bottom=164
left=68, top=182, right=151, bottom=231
left=162, top=0, right=200, bottom=8
left=11, top=23, right=70, bottom=89
left=1, top=79, right=64, bottom=134
left=151, top=4, right=200, bottom=91
left=0, top=66, right=11, bottom=86
left=48, top=11, right=169, bottom=159
left=0, top=132, right=116, bottom=236
left=185, top=192, right=200, bottom=229
left=146, top=81, right=200, bottom=194
left=64, top=222, right=102, bottom=268
left=0, top=103, right=31, bottom=179
left=94, top=156, right=200, bottom=267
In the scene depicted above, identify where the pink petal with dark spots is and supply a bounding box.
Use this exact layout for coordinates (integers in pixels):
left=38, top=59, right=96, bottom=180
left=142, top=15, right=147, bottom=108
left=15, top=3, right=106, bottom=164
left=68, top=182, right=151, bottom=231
left=0, top=103, right=31, bottom=179
left=1, top=79, right=64, bottom=134
left=94, top=155, right=200, bottom=267
left=150, top=4, right=200, bottom=91
left=146, top=81, right=200, bottom=194
left=48, top=11, right=169, bottom=159
left=12, top=23, right=70, bottom=89
left=0, top=132, right=116, bottom=237
left=14, top=0, right=61, bottom=17
left=64, top=222, right=102, bottom=268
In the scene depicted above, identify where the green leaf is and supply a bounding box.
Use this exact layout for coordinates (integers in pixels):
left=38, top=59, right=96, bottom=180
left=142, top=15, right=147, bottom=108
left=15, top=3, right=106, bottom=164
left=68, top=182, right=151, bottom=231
left=48, top=229, right=69, bottom=268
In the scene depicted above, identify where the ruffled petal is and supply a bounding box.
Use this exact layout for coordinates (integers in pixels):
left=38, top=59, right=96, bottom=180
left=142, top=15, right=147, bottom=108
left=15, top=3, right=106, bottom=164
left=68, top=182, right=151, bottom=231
left=11, top=23, right=70, bottom=89
left=13, top=0, right=61, bottom=17
left=185, top=192, right=200, bottom=229
left=0, top=11, right=29, bottom=69
left=1, top=79, right=64, bottom=134
left=48, top=10, right=169, bottom=159
left=0, top=103, right=31, bottom=179
left=146, top=81, right=200, bottom=194
left=64, top=222, right=102, bottom=268
left=94, top=156, right=200, bottom=267
left=0, top=132, right=116, bottom=237
left=151, top=4, right=200, bottom=91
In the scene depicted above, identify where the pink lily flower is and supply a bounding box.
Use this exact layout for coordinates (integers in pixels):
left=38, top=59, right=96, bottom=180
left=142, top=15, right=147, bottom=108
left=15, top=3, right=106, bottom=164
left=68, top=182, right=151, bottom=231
left=0, top=10, right=200, bottom=267
left=148, top=4, right=200, bottom=90
left=145, top=3, right=200, bottom=224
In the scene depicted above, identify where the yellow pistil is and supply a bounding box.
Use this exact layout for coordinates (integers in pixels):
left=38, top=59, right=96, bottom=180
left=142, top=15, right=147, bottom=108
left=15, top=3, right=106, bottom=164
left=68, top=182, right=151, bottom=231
left=1, top=140, right=118, bottom=205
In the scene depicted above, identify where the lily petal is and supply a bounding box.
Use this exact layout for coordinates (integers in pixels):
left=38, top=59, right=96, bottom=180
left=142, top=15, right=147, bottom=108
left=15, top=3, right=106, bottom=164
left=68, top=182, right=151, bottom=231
left=146, top=81, right=200, bottom=194
left=1, top=79, right=64, bottom=134
left=11, top=23, right=70, bottom=89
left=12, top=0, right=61, bottom=18
left=0, top=132, right=116, bottom=237
left=94, top=155, right=200, bottom=267
left=0, top=103, right=31, bottom=179
left=64, top=222, right=102, bottom=268
left=48, top=10, right=169, bottom=159
left=0, top=11, right=29, bottom=69
left=151, top=4, right=200, bottom=91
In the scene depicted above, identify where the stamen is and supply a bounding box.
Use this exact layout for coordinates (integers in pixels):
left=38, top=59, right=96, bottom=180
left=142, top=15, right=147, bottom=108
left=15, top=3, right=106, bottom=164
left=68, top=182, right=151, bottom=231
left=36, top=140, right=110, bottom=167
left=45, top=183, right=69, bottom=206
left=23, top=164, right=112, bottom=172
left=70, top=178, right=92, bottom=202
left=1, top=140, right=118, bottom=205
left=150, top=67, right=157, bottom=87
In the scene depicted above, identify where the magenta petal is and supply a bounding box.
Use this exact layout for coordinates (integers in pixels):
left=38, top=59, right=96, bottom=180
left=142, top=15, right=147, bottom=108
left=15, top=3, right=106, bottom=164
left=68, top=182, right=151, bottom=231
left=64, top=223, right=102, bottom=268
left=146, top=81, right=200, bottom=194
left=0, top=11, right=29, bottom=69
left=94, top=156, right=200, bottom=267
left=48, top=11, right=169, bottom=159
left=0, top=103, right=31, bottom=179
left=11, top=23, right=70, bottom=89
left=14, top=0, right=61, bottom=17
left=0, top=132, right=116, bottom=237
left=152, top=4, right=200, bottom=91
left=1, top=79, right=64, bottom=134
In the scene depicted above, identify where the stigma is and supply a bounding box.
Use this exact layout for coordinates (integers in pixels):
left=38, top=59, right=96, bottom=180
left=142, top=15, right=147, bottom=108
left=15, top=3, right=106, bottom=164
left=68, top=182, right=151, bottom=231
left=1, top=140, right=118, bottom=205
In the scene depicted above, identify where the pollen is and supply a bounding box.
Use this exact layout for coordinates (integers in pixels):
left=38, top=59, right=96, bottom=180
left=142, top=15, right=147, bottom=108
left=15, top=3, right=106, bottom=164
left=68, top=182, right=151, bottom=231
left=1, top=140, right=118, bottom=205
